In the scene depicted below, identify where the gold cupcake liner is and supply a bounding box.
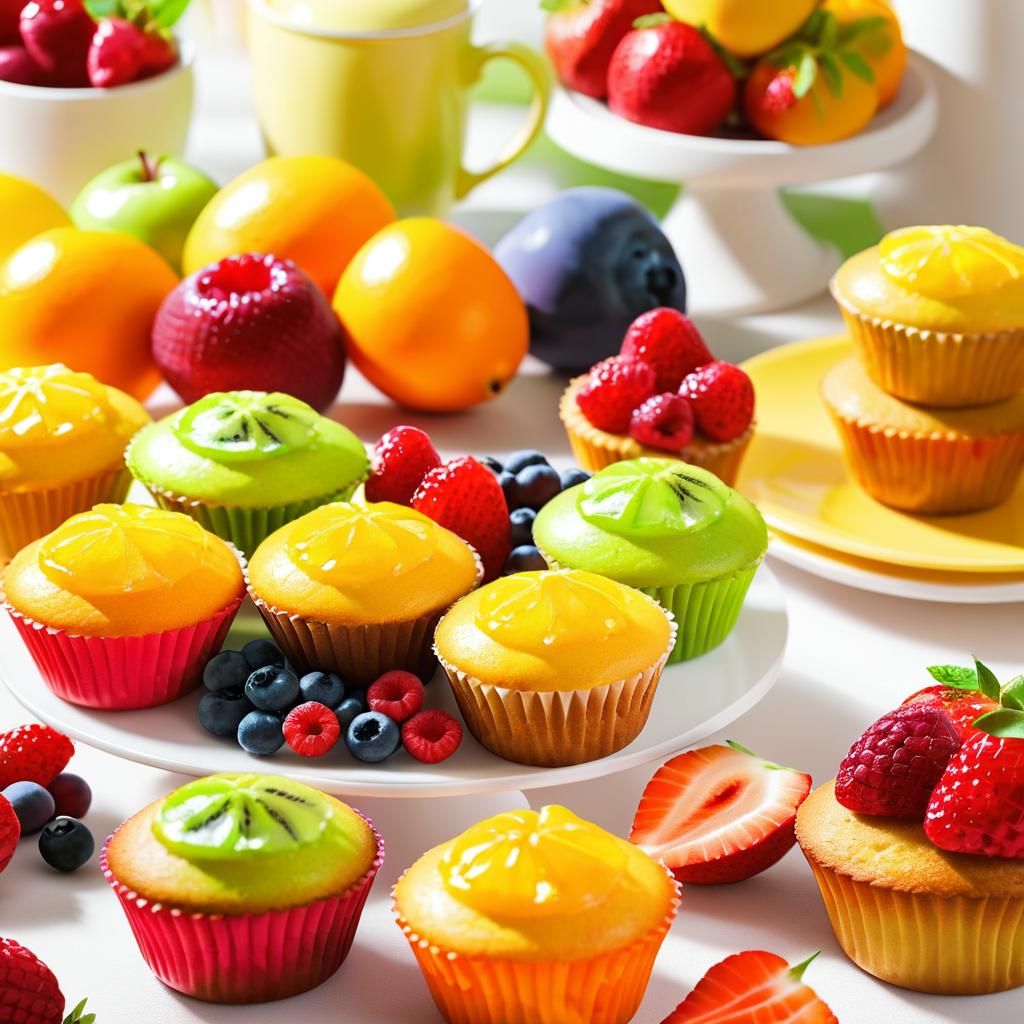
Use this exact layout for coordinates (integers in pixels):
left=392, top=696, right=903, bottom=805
left=825, top=402, right=1024, bottom=514
left=0, top=465, right=133, bottom=561
left=834, top=289, right=1024, bottom=407
left=559, top=377, right=753, bottom=484
left=804, top=856, right=1024, bottom=995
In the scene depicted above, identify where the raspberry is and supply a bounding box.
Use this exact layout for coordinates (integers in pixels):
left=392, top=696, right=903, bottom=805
left=629, top=393, right=695, bottom=452
left=576, top=355, right=656, bottom=433
left=367, top=671, right=424, bottom=723
left=620, top=308, right=712, bottom=392
left=282, top=702, right=340, bottom=757
left=0, top=795, right=20, bottom=874
left=402, top=710, right=462, bottom=764
left=0, top=724, right=73, bottom=791
left=365, top=426, right=442, bottom=506
left=763, top=69, right=799, bottom=113
left=0, top=938, right=66, bottom=1024
left=679, top=360, right=755, bottom=442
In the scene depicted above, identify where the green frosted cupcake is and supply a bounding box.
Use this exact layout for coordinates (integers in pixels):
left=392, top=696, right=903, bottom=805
left=127, top=391, right=369, bottom=557
left=533, top=458, right=767, bottom=663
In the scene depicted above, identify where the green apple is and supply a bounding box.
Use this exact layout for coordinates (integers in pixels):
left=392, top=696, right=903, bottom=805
left=70, top=153, right=218, bottom=273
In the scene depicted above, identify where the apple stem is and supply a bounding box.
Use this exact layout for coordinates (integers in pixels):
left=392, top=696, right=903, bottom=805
left=138, top=150, right=161, bottom=182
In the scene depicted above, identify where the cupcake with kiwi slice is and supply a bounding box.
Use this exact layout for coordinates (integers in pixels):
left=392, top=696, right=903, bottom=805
left=127, top=391, right=369, bottom=557
left=102, top=773, right=383, bottom=1004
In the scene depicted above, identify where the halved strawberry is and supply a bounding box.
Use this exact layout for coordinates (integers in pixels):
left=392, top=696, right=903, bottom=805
left=660, top=950, right=837, bottom=1024
left=630, top=742, right=811, bottom=884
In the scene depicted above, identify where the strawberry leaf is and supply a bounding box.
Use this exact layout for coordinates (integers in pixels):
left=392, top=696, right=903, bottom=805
left=1001, top=674, right=1024, bottom=711
left=839, top=49, right=875, bottom=83
left=83, top=0, right=118, bottom=17
left=819, top=52, right=843, bottom=97
left=793, top=51, right=818, bottom=98
left=539, top=0, right=579, bottom=11
left=148, top=0, right=191, bottom=29
left=634, top=12, right=672, bottom=29
left=789, top=951, right=821, bottom=983
left=926, top=664, right=979, bottom=690
left=63, top=1000, right=94, bottom=1024
left=974, top=657, right=1002, bottom=701
left=973, top=708, right=1024, bottom=740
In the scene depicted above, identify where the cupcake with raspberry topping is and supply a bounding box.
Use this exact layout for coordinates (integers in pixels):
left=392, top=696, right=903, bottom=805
left=559, top=308, right=755, bottom=482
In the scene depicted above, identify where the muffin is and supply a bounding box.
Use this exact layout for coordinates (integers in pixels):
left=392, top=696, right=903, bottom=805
left=0, top=364, right=149, bottom=561
left=831, top=225, right=1024, bottom=407
left=127, top=390, right=369, bottom=557
left=247, top=501, right=481, bottom=685
left=434, top=569, right=674, bottom=766
left=394, top=804, right=679, bottom=1024
left=103, top=773, right=383, bottom=1003
left=821, top=356, right=1024, bottom=514
left=2, top=503, right=245, bottom=709
left=533, top=458, right=767, bottom=663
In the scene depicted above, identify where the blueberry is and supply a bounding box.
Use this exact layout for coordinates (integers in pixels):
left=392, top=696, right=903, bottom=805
left=38, top=817, right=94, bottom=872
left=2, top=781, right=55, bottom=834
left=245, top=665, right=300, bottom=712
left=514, top=464, right=562, bottom=510
left=504, top=545, right=548, bottom=575
left=199, top=690, right=254, bottom=737
left=499, top=470, right=519, bottom=509
left=560, top=468, right=591, bottom=490
left=347, top=711, right=401, bottom=763
left=47, top=773, right=92, bottom=819
left=242, top=638, right=285, bottom=671
left=504, top=449, right=549, bottom=473
left=479, top=456, right=503, bottom=475
left=334, top=694, right=365, bottom=731
left=203, top=650, right=252, bottom=692
left=509, top=507, right=537, bottom=548
left=299, top=671, right=345, bottom=708
left=237, top=710, right=285, bottom=755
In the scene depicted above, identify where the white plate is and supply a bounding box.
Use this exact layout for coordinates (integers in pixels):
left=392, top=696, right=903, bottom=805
left=0, top=566, right=787, bottom=798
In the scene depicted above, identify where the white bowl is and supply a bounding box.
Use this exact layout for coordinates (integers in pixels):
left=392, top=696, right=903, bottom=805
left=0, top=44, right=194, bottom=204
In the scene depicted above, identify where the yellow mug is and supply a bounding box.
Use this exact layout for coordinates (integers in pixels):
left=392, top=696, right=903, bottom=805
left=246, top=0, right=552, bottom=216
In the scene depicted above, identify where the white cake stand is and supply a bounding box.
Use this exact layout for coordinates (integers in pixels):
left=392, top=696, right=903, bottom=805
left=546, top=54, right=938, bottom=315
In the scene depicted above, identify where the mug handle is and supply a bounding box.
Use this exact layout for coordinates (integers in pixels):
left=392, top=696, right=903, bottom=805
left=455, top=41, right=552, bottom=201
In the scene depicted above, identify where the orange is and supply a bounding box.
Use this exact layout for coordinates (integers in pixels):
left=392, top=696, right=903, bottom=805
left=0, top=227, right=177, bottom=400
left=0, top=174, right=70, bottom=263
left=824, top=0, right=906, bottom=107
left=334, top=219, right=528, bottom=413
left=183, top=155, right=396, bottom=299
left=662, top=0, right=819, bottom=58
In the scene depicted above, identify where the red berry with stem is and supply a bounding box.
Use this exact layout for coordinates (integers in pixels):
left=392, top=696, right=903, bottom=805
left=365, top=426, right=441, bottom=506
left=283, top=702, right=340, bottom=757
left=576, top=354, right=656, bottom=433
left=630, top=392, right=695, bottom=452
left=367, top=671, right=424, bottom=723
left=402, top=710, right=462, bottom=764
left=621, top=308, right=712, bottom=392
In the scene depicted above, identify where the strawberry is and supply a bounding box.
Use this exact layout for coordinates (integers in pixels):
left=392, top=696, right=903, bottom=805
left=679, top=360, right=755, bottom=442
left=1, top=0, right=22, bottom=44
left=543, top=0, right=662, bottom=100
left=630, top=392, right=694, bottom=452
left=0, top=724, right=73, bottom=791
left=834, top=706, right=960, bottom=818
left=630, top=742, right=812, bottom=884
left=412, top=456, right=510, bottom=582
left=19, top=0, right=95, bottom=87
left=0, top=794, right=19, bottom=873
left=0, top=45, right=44, bottom=84
left=576, top=355, right=656, bottom=433
left=620, top=307, right=712, bottom=392
left=660, top=950, right=837, bottom=1024
left=608, top=18, right=736, bottom=137
left=87, top=16, right=171, bottom=88
left=901, top=685, right=998, bottom=740
left=365, top=426, right=441, bottom=506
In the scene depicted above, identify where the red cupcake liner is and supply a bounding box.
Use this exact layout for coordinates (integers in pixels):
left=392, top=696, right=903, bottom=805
left=101, top=818, right=384, bottom=1004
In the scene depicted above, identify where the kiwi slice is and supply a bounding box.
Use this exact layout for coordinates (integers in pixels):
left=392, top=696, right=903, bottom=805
left=174, top=391, right=318, bottom=460
left=153, top=774, right=334, bottom=859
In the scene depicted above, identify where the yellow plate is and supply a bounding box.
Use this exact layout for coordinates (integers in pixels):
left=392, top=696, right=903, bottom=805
left=738, top=335, right=1024, bottom=574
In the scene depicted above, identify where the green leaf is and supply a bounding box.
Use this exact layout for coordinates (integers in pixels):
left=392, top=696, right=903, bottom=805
left=793, top=51, right=818, bottom=98
left=789, top=951, right=821, bottom=982
left=63, top=1000, right=94, bottom=1024
left=83, top=0, right=118, bottom=17
left=699, top=26, right=748, bottom=79
left=1001, top=674, right=1024, bottom=711
left=725, top=740, right=800, bottom=773
left=926, top=664, right=979, bottom=690
left=974, top=657, right=1002, bottom=701
left=819, top=52, right=843, bottom=97
left=148, top=0, right=191, bottom=29
left=799, top=9, right=827, bottom=43
left=634, top=12, right=672, bottom=28
left=839, top=49, right=875, bottom=83
left=973, top=708, right=1024, bottom=740
left=539, top=0, right=578, bottom=12
left=819, top=10, right=839, bottom=49
left=768, top=43, right=806, bottom=70
left=837, top=15, right=888, bottom=44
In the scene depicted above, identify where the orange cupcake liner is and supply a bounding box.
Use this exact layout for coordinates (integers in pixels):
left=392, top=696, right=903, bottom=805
left=0, top=465, right=133, bottom=561
left=825, top=402, right=1024, bottom=514
left=393, top=867, right=680, bottom=1024
left=834, top=289, right=1024, bottom=407
left=559, top=377, right=752, bottom=483
left=804, top=855, right=1024, bottom=995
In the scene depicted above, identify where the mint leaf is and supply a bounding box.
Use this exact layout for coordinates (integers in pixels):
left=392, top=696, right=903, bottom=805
left=793, top=52, right=818, bottom=98
left=926, top=664, right=978, bottom=689
left=148, top=0, right=191, bottom=29
left=634, top=12, right=672, bottom=28
left=839, top=49, right=875, bottom=83
left=540, top=0, right=578, bottom=11
left=973, top=708, right=1024, bottom=740
left=1001, top=674, right=1024, bottom=711
left=819, top=52, right=843, bottom=97
left=974, top=657, right=1002, bottom=701
left=819, top=10, right=838, bottom=49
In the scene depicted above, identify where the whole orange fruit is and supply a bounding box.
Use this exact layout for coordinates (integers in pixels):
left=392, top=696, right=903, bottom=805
left=0, top=227, right=177, bottom=400
left=824, top=0, right=907, bottom=107
left=0, top=173, right=69, bottom=263
left=183, top=155, right=396, bottom=299
left=335, top=219, right=528, bottom=412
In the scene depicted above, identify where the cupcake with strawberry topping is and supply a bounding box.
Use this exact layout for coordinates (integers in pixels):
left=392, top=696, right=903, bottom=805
left=797, top=657, right=1024, bottom=995
left=559, top=308, right=755, bottom=483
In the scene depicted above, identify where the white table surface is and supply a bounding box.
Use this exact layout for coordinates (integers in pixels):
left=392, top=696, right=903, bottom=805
left=2, top=27, right=1020, bottom=1024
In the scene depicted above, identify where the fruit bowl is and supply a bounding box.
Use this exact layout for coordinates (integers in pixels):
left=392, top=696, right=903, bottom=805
left=0, top=42, right=194, bottom=203
left=546, top=52, right=938, bottom=315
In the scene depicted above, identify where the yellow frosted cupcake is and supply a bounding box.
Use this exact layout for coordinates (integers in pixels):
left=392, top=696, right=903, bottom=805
left=434, top=569, right=674, bottom=767
left=0, top=364, right=149, bottom=560
left=831, top=225, right=1024, bottom=406
left=2, top=503, right=245, bottom=708
left=394, top=805, right=679, bottom=1024
left=247, top=501, right=481, bottom=685
left=821, top=357, right=1024, bottom=513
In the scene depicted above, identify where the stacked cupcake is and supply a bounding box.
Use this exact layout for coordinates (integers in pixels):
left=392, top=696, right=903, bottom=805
left=824, top=225, right=1024, bottom=514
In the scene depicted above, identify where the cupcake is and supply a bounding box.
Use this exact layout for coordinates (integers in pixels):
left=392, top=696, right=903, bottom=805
left=394, top=804, right=679, bottom=1024
left=2, top=503, right=245, bottom=709
left=533, top=458, right=767, bottom=663
left=821, top=356, right=1024, bottom=514
left=127, top=390, right=369, bottom=557
left=104, top=772, right=383, bottom=1003
left=0, top=364, right=149, bottom=561
left=434, top=569, right=674, bottom=766
left=831, top=225, right=1024, bottom=407
left=247, top=501, right=481, bottom=685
